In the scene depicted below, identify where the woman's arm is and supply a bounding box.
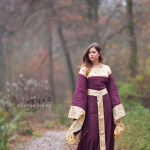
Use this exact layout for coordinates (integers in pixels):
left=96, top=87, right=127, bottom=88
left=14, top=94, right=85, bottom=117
left=106, top=66, right=126, bottom=139
left=65, top=66, right=88, bottom=144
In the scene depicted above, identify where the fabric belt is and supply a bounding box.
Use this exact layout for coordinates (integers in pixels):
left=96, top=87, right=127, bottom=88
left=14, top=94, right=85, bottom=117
left=87, top=88, right=108, bottom=150
left=87, top=88, right=108, bottom=97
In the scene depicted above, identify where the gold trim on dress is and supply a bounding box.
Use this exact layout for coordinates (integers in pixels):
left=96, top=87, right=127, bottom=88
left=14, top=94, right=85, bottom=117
left=87, top=88, right=108, bottom=150
left=113, top=103, right=126, bottom=121
left=65, top=106, right=85, bottom=145
left=113, top=103, right=126, bottom=139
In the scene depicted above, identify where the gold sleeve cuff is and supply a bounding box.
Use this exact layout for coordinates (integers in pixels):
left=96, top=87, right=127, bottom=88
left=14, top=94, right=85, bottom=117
left=113, top=103, right=126, bottom=140
left=65, top=106, right=85, bottom=145
left=113, top=103, right=126, bottom=121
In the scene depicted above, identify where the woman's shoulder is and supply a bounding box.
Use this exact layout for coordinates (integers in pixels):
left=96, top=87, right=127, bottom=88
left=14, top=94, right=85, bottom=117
left=103, top=64, right=112, bottom=74
left=103, top=64, right=110, bottom=69
left=77, top=65, right=86, bottom=77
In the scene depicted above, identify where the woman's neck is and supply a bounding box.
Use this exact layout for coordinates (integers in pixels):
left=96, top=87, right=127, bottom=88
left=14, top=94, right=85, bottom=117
left=92, top=61, right=103, bottom=68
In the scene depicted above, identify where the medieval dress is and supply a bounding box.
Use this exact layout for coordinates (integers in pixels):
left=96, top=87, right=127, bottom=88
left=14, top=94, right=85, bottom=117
left=65, top=65, right=126, bottom=150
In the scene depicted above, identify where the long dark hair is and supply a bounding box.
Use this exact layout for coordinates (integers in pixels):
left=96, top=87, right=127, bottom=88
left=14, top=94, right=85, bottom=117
left=79, top=42, right=104, bottom=77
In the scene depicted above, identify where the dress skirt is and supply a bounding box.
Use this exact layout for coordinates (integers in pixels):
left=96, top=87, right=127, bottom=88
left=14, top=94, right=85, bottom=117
left=77, top=90, right=115, bottom=150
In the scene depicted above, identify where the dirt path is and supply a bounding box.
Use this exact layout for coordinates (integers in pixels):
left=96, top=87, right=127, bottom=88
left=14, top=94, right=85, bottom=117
left=15, top=130, right=77, bottom=150
left=14, top=130, right=124, bottom=150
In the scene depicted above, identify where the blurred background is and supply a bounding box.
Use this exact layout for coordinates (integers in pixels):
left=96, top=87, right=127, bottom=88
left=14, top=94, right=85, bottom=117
left=0, top=0, right=150, bottom=149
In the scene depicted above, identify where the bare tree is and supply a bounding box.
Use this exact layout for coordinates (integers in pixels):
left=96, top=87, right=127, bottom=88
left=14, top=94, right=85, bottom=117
left=57, top=25, right=76, bottom=94
left=126, top=0, right=137, bottom=77
left=46, top=15, right=56, bottom=103
left=0, top=29, right=6, bottom=91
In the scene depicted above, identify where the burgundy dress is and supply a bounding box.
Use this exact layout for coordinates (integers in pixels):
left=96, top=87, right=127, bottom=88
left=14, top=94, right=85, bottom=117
left=65, top=65, right=126, bottom=150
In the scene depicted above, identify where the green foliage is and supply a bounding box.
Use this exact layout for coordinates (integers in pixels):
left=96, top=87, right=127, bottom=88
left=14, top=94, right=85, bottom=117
left=118, top=82, right=142, bottom=111
left=45, top=120, right=55, bottom=128
left=118, top=59, right=150, bottom=110
left=16, top=127, right=33, bottom=136
left=0, top=107, right=8, bottom=150
left=0, top=106, right=21, bottom=150
left=116, top=57, right=150, bottom=149
left=116, top=105, right=150, bottom=150
left=54, top=99, right=69, bottom=125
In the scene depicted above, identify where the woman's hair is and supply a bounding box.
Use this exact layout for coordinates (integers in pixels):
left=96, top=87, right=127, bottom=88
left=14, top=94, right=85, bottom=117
left=78, top=42, right=104, bottom=77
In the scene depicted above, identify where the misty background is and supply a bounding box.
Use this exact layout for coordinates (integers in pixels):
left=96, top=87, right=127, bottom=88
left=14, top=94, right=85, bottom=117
left=0, top=0, right=150, bottom=149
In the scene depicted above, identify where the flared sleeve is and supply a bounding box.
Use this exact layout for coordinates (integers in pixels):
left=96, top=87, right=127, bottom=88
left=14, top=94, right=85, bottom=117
left=106, top=66, right=126, bottom=140
left=65, top=66, right=88, bottom=145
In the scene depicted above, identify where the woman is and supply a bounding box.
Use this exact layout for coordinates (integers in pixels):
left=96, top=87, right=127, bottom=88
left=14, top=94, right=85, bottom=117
left=65, top=42, right=126, bottom=150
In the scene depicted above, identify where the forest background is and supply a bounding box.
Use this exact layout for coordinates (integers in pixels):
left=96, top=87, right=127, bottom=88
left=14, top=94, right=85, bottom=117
left=0, top=0, right=150, bottom=149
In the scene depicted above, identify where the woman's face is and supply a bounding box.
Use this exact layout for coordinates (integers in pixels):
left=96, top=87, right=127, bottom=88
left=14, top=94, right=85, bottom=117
left=88, top=47, right=101, bottom=62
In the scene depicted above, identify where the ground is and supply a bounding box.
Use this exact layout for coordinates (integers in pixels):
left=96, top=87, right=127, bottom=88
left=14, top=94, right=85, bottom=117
left=8, top=122, right=128, bottom=150
left=14, top=130, right=77, bottom=150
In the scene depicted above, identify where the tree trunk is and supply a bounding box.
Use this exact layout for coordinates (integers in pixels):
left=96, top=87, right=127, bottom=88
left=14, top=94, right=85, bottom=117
left=47, top=19, right=56, bottom=103
left=57, top=25, right=76, bottom=94
left=0, top=31, right=6, bottom=92
left=86, top=0, right=99, bottom=43
left=126, top=0, right=137, bottom=77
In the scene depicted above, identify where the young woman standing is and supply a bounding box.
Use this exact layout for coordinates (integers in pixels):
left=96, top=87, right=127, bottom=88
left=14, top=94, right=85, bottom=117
left=65, top=42, right=126, bottom=150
